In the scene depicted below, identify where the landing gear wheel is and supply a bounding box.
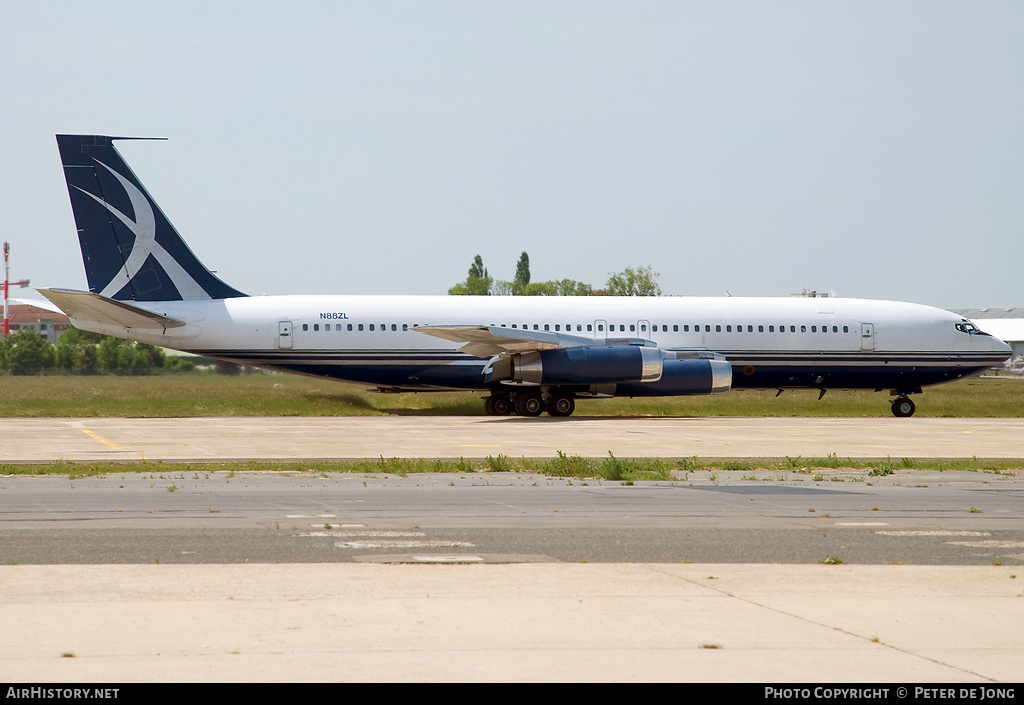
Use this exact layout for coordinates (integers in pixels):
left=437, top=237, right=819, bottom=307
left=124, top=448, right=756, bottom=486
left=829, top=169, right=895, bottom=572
left=514, top=391, right=544, bottom=417
left=547, top=394, right=576, bottom=417
left=485, top=394, right=512, bottom=416
left=891, top=396, right=916, bottom=418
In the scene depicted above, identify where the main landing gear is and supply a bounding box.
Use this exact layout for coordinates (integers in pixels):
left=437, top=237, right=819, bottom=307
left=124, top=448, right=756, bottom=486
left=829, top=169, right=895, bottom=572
left=484, top=390, right=576, bottom=417
left=890, top=395, right=916, bottom=418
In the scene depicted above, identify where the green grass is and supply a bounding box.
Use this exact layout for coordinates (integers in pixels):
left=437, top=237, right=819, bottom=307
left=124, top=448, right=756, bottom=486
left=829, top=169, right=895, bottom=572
left=0, top=372, right=1020, bottom=418
left=2, top=456, right=1020, bottom=479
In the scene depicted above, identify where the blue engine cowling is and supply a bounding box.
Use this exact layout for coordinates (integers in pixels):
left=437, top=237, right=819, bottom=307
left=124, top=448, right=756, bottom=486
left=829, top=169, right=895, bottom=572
left=614, top=354, right=732, bottom=396
left=508, top=345, right=663, bottom=385
left=498, top=346, right=732, bottom=395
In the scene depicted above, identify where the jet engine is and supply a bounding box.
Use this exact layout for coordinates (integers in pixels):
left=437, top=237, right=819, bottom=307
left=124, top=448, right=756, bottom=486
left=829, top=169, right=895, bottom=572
left=493, top=345, right=732, bottom=395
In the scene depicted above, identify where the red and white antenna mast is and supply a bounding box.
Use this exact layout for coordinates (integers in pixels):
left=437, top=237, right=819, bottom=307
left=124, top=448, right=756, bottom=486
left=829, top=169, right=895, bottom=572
left=3, top=242, right=31, bottom=337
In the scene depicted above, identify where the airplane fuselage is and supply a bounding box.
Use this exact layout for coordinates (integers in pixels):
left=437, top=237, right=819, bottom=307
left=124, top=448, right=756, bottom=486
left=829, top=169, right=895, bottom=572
left=75, top=294, right=1010, bottom=396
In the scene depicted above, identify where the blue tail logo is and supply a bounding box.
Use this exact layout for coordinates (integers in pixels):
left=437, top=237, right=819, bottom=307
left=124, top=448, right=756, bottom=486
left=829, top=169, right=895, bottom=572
left=57, top=135, right=246, bottom=302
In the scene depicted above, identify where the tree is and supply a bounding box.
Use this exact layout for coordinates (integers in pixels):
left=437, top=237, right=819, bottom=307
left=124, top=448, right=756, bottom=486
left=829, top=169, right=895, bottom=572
left=449, top=254, right=492, bottom=295
left=516, top=279, right=593, bottom=296
left=520, top=281, right=557, bottom=296
left=2, top=330, right=56, bottom=375
left=56, top=326, right=105, bottom=374
left=469, top=255, right=487, bottom=279
left=490, top=280, right=513, bottom=296
left=606, top=266, right=661, bottom=296
left=551, top=279, right=593, bottom=296
left=96, top=336, right=131, bottom=373
left=512, top=252, right=531, bottom=295
left=135, top=343, right=166, bottom=371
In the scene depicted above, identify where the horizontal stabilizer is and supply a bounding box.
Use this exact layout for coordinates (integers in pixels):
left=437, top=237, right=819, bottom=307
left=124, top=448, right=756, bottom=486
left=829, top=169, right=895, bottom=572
left=9, top=297, right=65, bottom=315
left=37, top=288, right=186, bottom=331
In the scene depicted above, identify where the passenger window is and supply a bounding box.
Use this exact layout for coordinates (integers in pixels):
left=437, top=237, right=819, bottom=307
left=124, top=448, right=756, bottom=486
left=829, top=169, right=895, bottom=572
left=392, top=324, right=397, bottom=331
left=302, top=324, right=308, bottom=331
left=358, top=324, right=364, bottom=331
left=726, top=325, right=732, bottom=332
left=801, top=325, right=807, bottom=333
left=716, top=325, right=722, bottom=332
left=674, top=325, right=679, bottom=332
left=758, top=325, right=764, bottom=332
left=314, top=324, right=320, bottom=331
left=587, top=324, right=592, bottom=331
left=544, top=324, right=550, bottom=331
left=789, top=326, right=795, bottom=333
left=369, top=324, right=374, bottom=331
left=843, top=326, right=849, bottom=333
left=348, top=324, right=353, bottom=331
left=630, top=324, right=636, bottom=332
left=811, top=326, right=816, bottom=333
left=555, top=324, right=560, bottom=331
left=597, top=324, right=603, bottom=331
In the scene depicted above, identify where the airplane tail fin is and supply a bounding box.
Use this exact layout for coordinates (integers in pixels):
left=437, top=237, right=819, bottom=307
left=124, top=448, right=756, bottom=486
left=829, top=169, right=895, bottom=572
left=56, top=134, right=246, bottom=302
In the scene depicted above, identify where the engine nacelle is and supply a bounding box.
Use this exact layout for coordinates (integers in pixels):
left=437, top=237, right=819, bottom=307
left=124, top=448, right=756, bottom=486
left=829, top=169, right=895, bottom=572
left=490, top=346, right=733, bottom=396
left=506, top=345, right=664, bottom=385
left=614, top=355, right=732, bottom=396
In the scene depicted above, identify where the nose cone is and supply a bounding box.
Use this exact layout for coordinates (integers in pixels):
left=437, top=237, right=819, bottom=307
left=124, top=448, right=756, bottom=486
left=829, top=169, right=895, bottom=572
left=993, top=336, right=1013, bottom=360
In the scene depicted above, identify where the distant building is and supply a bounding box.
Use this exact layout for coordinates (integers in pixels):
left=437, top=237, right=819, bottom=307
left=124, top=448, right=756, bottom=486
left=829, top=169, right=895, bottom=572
left=4, top=304, right=70, bottom=344
left=952, top=308, right=1024, bottom=364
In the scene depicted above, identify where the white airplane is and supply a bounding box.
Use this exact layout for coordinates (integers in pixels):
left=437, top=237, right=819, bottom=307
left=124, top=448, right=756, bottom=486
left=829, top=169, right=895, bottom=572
left=40, top=134, right=1011, bottom=418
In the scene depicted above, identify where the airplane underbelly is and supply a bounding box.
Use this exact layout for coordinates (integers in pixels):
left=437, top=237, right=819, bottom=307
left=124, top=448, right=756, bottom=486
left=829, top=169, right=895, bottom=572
left=727, top=353, right=995, bottom=390
left=191, top=348, right=490, bottom=389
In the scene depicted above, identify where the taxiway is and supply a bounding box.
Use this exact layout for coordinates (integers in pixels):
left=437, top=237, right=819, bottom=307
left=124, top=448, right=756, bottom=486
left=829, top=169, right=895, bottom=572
left=2, top=416, right=1022, bottom=462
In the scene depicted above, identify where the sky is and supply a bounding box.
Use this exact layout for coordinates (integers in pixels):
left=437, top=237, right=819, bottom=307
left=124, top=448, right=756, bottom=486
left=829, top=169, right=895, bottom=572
left=2, top=1, right=1022, bottom=309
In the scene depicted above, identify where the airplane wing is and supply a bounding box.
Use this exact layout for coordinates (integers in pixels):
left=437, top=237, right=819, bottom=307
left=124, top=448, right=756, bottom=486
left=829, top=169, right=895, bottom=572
left=37, top=288, right=186, bottom=331
left=413, top=324, right=650, bottom=358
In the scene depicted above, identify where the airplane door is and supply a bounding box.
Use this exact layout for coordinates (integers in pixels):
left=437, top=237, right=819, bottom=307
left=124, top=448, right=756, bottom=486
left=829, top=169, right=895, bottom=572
left=594, top=319, right=608, bottom=338
left=279, top=321, right=294, bottom=350
left=860, top=323, right=875, bottom=352
left=637, top=319, right=652, bottom=340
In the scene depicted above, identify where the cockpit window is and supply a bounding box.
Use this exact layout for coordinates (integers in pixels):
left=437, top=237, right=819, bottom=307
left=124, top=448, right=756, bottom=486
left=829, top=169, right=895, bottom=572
left=955, top=321, right=989, bottom=335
